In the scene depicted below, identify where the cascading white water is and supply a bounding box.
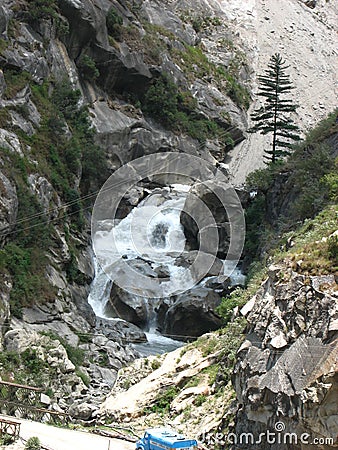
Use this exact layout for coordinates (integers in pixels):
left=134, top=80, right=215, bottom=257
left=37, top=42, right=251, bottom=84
left=89, top=186, right=193, bottom=353
left=87, top=258, right=111, bottom=317
left=88, top=184, right=245, bottom=354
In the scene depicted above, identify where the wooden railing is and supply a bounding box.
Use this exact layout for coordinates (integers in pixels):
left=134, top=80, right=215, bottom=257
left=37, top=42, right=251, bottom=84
left=0, top=381, right=69, bottom=425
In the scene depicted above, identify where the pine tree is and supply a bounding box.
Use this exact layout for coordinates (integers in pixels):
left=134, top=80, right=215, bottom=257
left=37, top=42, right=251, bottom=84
left=249, top=53, right=301, bottom=163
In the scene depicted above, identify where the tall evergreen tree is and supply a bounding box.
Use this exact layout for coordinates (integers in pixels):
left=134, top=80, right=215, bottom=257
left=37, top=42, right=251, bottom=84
left=250, top=53, right=301, bottom=163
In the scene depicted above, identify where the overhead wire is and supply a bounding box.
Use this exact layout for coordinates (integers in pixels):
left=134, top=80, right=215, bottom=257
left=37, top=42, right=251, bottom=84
left=0, top=124, right=243, bottom=237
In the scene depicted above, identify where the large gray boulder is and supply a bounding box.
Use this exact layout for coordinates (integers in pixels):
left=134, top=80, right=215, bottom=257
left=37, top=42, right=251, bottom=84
left=160, top=288, right=223, bottom=340
left=96, top=317, right=147, bottom=344
left=180, top=180, right=244, bottom=259
left=107, top=283, right=149, bottom=328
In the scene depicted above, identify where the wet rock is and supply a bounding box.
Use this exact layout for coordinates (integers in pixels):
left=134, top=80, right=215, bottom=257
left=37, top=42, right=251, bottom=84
left=107, top=284, right=149, bottom=328
left=96, top=317, right=147, bottom=344
left=161, top=288, right=223, bottom=340
left=181, top=180, right=244, bottom=259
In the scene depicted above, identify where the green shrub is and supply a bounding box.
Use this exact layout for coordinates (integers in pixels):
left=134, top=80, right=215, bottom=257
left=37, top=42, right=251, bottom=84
left=194, top=394, right=207, bottom=406
left=106, top=7, right=123, bottom=38
left=75, top=368, right=90, bottom=387
left=21, top=349, right=47, bottom=375
left=328, top=235, right=338, bottom=263
left=144, top=386, right=179, bottom=415
left=1, top=434, right=15, bottom=445
left=322, top=157, right=338, bottom=201
left=217, top=288, right=247, bottom=324
left=26, top=0, right=58, bottom=23
left=151, top=359, right=161, bottom=370
left=25, top=436, right=41, bottom=450
left=142, top=73, right=221, bottom=141
left=77, top=55, right=100, bottom=80
left=3, top=69, right=32, bottom=99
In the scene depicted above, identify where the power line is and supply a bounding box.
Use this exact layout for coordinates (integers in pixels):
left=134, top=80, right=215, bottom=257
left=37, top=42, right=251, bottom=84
left=0, top=126, right=242, bottom=238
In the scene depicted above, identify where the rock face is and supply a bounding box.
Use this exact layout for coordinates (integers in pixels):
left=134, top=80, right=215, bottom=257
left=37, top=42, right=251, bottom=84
left=0, top=171, right=17, bottom=244
left=231, top=265, right=338, bottom=450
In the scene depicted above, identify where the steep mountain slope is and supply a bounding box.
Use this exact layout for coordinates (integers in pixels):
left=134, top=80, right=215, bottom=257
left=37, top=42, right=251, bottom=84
left=222, top=0, right=338, bottom=184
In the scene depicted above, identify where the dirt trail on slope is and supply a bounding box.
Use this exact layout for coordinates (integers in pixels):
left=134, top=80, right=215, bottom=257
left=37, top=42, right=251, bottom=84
left=220, top=0, right=338, bottom=185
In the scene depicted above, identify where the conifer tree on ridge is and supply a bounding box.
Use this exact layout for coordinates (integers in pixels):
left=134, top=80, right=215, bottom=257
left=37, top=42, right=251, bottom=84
left=250, top=53, right=301, bottom=163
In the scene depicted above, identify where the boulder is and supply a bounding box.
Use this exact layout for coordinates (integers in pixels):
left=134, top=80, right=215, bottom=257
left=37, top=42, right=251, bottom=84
left=160, top=288, right=223, bottom=340
left=0, top=129, right=23, bottom=155
left=68, top=401, right=98, bottom=421
left=107, top=284, right=149, bottom=327
left=27, top=174, right=59, bottom=218
left=96, top=317, right=147, bottom=344
left=232, top=267, right=338, bottom=446
left=180, top=180, right=244, bottom=259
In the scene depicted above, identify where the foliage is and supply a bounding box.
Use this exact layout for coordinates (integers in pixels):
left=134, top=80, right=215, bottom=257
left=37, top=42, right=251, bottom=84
left=106, top=7, right=123, bottom=38
left=21, top=349, right=47, bottom=375
left=244, top=111, right=337, bottom=262
left=3, top=69, right=32, bottom=99
left=75, top=368, right=90, bottom=387
left=171, top=44, right=250, bottom=110
left=0, top=434, right=15, bottom=445
left=26, top=0, right=58, bottom=23
left=144, top=386, right=179, bottom=415
left=216, top=318, right=247, bottom=381
left=0, top=242, right=54, bottom=318
left=151, top=359, right=161, bottom=370
left=0, top=348, right=50, bottom=386
left=281, top=205, right=338, bottom=275
left=0, top=38, right=8, bottom=55
left=42, top=331, right=85, bottom=367
left=217, top=288, right=247, bottom=324
left=142, top=73, right=221, bottom=141
left=328, top=235, right=338, bottom=264
left=194, top=394, right=207, bottom=406
left=322, top=157, right=338, bottom=201
left=25, top=436, right=41, bottom=450
left=249, top=53, right=301, bottom=163
left=77, top=55, right=100, bottom=80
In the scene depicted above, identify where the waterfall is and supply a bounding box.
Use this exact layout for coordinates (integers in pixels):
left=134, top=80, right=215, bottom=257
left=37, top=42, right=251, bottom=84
left=88, top=184, right=245, bottom=353
left=87, top=258, right=112, bottom=317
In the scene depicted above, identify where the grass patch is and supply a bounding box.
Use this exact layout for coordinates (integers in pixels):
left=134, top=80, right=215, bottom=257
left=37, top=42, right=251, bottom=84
left=3, top=69, right=32, bottom=99
left=143, top=386, right=179, bottom=415
left=278, top=205, right=338, bottom=275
